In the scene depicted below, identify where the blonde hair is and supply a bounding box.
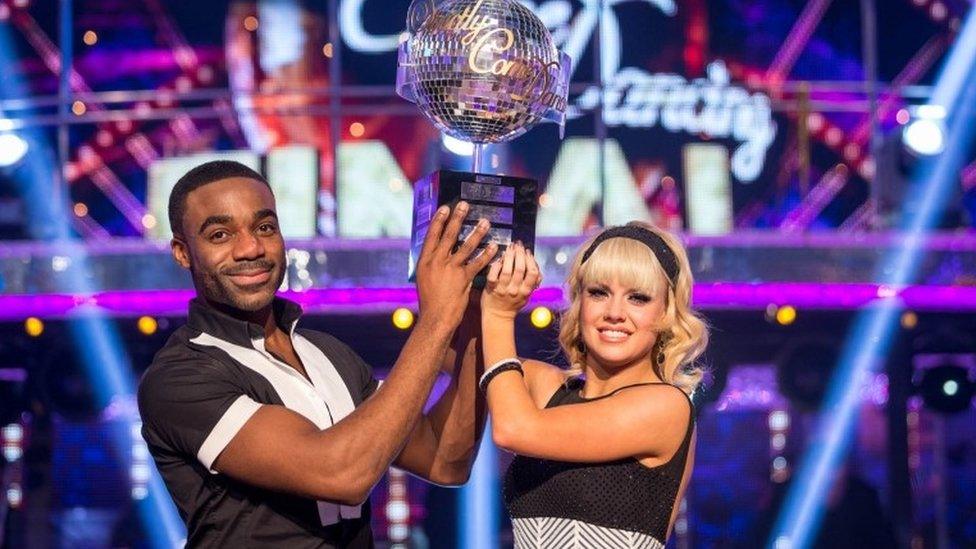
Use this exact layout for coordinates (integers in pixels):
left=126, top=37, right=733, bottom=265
left=557, top=222, right=709, bottom=395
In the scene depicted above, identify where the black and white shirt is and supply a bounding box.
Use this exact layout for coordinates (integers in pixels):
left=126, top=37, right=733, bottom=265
left=138, top=297, right=379, bottom=548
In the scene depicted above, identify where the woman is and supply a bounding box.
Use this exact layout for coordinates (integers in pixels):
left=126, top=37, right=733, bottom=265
left=480, top=223, right=708, bottom=548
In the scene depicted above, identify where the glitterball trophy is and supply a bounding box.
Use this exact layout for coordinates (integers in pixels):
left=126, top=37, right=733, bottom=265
left=397, top=0, right=571, bottom=284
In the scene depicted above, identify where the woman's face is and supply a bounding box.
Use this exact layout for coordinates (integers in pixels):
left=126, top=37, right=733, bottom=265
left=579, top=277, right=667, bottom=371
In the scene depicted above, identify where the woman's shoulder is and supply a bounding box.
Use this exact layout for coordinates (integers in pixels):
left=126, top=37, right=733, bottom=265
left=611, top=383, right=694, bottom=432
left=616, top=381, right=693, bottom=404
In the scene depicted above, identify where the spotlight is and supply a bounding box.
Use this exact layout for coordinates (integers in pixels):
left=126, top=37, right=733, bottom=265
left=776, top=340, right=839, bottom=411
left=442, top=134, right=474, bottom=156
left=900, top=311, right=918, bottom=329
left=917, top=364, right=974, bottom=414
left=24, top=317, right=43, bottom=337
left=137, top=316, right=158, bottom=336
left=529, top=306, right=553, bottom=329
left=0, top=132, right=28, bottom=168
left=392, top=308, right=414, bottom=330
left=903, top=106, right=947, bottom=156
left=775, top=306, right=797, bottom=326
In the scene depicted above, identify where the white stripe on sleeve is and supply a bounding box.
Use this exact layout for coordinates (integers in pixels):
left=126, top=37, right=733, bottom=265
left=197, top=395, right=262, bottom=473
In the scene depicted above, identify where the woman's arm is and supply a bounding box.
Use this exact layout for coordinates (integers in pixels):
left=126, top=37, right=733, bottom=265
left=480, top=245, right=691, bottom=463
left=487, top=379, right=690, bottom=462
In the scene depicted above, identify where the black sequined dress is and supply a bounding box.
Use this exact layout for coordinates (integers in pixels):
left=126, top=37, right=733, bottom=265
left=503, top=378, right=694, bottom=548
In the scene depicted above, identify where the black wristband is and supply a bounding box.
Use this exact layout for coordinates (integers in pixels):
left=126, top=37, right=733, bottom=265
left=479, top=361, right=524, bottom=394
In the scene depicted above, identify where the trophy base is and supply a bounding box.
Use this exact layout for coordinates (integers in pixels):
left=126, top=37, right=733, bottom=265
left=409, top=170, right=538, bottom=288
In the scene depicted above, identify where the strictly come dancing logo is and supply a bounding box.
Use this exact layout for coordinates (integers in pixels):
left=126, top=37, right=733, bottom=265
left=347, top=0, right=777, bottom=182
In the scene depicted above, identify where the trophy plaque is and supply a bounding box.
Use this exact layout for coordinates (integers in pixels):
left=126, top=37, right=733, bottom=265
left=409, top=170, right=538, bottom=285
left=397, top=0, right=571, bottom=284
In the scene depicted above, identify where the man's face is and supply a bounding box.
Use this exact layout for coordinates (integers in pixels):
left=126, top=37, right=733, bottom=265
left=172, top=177, right=286, bottom=313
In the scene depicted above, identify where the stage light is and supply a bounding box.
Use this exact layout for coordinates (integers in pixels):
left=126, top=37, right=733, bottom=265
left=529, top=306, right=553, bottom=329
left=137, top=316, right=158, bottom=336
left=900, top=311, right=918, bottom=329
left=349, top=122, right=365, bottom=138
left=775, top=305, right=797, bottom=326
left=768, top=9, right=976, bottom=548
left=0, top=132, right=28, bottom=167
left=391, top=308, right=414, bottom=330
left=442, top=134, right=474, bottom=156
left=460, top=420, right=499, bottom=549
left=917, top=364, right=974, bottom=414
left=82, top=30, right=97, bottom=45
left=903, top=117, right=945, bottom=156
left=322, top=42, right=333, bottom=58
left=24, top=317, right=43, bottom=337
left=244, top=16, right=259, bottom=32
left=71, top=101, right=86, bottom=116
left=0, top=18, right=186, bottom=545
left=73, top=202, right=88, bottom=217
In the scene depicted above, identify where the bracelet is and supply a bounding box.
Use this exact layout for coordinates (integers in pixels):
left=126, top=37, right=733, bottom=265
left=479, top=359, right=524, bottom=394
left=484, top=358, right=522, bottom=376
left=480, top=358, right=522, bottom=386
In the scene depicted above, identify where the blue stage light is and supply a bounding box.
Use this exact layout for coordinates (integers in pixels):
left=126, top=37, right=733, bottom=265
left=0, top=20, right=186, bottom=547
left=767, top=8, right=976, bottom=549
left=459, top=421, right=499, bottom=549
left=0, top=131, right=29, bottom=168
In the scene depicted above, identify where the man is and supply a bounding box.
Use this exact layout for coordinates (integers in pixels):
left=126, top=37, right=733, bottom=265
left=137, top=160, right=496, bottom=547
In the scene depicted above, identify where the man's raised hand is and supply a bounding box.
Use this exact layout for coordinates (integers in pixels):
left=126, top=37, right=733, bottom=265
left=415, top=202, right=497, bottom=334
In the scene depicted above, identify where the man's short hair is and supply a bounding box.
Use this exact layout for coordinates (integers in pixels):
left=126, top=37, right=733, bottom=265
left=168, top=160, right=271, bottom=237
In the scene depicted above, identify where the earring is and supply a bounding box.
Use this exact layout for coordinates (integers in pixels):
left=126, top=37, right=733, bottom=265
left=655, top=331, right=671, bottom=366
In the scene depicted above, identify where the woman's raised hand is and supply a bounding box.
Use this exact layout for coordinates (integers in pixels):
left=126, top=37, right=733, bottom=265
left=481, top=242, right=541, bottom=320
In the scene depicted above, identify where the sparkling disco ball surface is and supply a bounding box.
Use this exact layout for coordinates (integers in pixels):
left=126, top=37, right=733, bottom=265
left=402, top=0, right=564, bottom=144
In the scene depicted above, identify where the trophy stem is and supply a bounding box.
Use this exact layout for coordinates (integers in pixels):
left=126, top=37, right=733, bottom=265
left=472, top=143, right=487, bottom=173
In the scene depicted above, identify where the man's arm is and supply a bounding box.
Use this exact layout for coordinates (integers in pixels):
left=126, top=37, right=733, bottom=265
left=394, top=296, right=486, bottom=486
left=212, top=204, right=495, bottom=504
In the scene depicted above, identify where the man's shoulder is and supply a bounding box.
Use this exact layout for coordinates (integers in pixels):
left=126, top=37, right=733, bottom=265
left=140, top=325, right=231, bottom=391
